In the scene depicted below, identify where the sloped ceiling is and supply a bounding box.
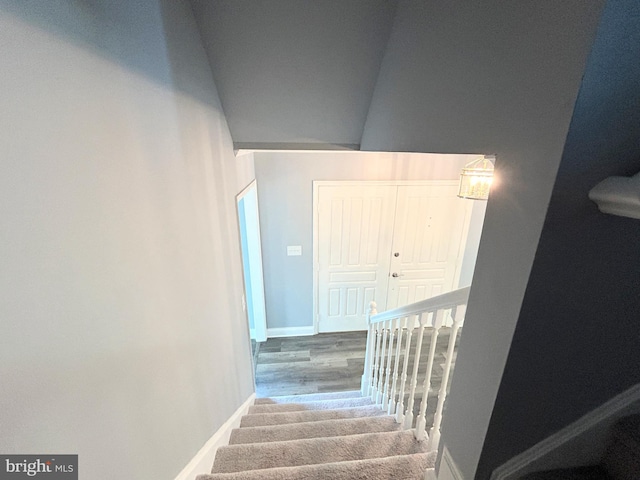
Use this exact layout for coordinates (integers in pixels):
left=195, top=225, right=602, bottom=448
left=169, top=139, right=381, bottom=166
left=189, top=0, right=604, bottom=153
left=361, top=1, right=606, bottom=154
left=189, top=0, right=398, bottom=148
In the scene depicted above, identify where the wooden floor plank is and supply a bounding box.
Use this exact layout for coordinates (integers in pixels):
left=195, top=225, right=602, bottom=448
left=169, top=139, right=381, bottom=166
left=254, top=330, right=462, bottom=400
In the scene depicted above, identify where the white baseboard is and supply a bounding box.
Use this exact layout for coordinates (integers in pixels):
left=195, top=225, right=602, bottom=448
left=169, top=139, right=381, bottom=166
left=439, top=446, right=464, bottom=480
left=490, top=383, right=640, bottom=480
left=318, top=320, right=367, bottom=333
left=174, top=393, right=256, bottom=480
left=266, top=326, right=315, bottom=338
left=425, top=468, right=438, bottom=480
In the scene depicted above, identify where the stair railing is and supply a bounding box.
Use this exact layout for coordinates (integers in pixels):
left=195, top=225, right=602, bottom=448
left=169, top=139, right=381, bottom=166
left=360, top=286, right=470, bottom=450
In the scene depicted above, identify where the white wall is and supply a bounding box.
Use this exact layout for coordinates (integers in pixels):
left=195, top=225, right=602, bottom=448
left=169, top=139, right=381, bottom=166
left=254, top=151, right=484, bottom=331
left=0, top=1, right=254, bottom=479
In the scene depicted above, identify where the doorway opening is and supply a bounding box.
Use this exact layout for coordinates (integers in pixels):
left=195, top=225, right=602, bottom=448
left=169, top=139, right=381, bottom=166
left=312, top=178, right=487, bottom=334
left=236, top=180, right=267, bottom=347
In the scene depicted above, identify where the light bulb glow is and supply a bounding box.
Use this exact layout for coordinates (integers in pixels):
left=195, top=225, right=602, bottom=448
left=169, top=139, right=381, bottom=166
left=457, top=156, right=495, bottom=200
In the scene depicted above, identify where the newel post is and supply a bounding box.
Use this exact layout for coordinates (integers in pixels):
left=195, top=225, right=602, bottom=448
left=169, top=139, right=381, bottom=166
left=361, top=301, right=378, bottom=397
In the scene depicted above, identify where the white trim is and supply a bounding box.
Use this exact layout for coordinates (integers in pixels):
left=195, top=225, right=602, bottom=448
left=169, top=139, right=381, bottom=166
left=490, top=383, right=640, bottom=480
left=237, top=179, right=257, bottom=199
left=312, top=183, right=320, bottom=335
left=234, top=142, right=360, bottom=153
left=370, top=287, right=470, bottom=324
left=313, top=180, right=459, bottom=187
left=318, top=319, right=368, bottom=333
left=266, top=326, right=315, bottom=338
left=173, top=393, right=256, bottom=480
left=439, top=446, right=464, bottom=480
left=588, top=171, right=640, bottom=220
left=236, top=180, right=268, bottom=343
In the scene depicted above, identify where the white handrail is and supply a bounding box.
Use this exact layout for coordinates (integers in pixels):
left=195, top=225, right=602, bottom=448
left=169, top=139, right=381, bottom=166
left=361, top=285, right=471, bottom=451
left=369, top=286, right=470, bottom=324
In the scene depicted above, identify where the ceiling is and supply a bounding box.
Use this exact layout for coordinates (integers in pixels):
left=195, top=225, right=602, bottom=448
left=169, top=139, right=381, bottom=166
left=189, top=0, right=605, bottom=153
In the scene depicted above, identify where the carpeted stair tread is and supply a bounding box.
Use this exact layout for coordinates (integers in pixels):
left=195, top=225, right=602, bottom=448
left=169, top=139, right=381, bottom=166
left=240, top=404, right=386, bottom=428
left=248, top=396, right=372, bottom=414
left=229, top=415, right=402, bottom=445
left=254, top=390, right=362, bottom=405
left=197, top=452, right=436, bottom=480
left=207, top=393, right=436, bottom=479
left=213, top=430, right=429, bottom=473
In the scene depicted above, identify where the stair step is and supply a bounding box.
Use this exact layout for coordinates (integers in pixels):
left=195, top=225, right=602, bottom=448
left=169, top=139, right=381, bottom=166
left=254, top=390, right=362, bottom=405
left=197, top=452, right=436, bottom=480
left=229, top=415, right=401, bottom=445
left=240, top=404, right=386, bottom=428
left=213, top=430, right=429, bottom=473
left=248, top=396, right=372, bottom=414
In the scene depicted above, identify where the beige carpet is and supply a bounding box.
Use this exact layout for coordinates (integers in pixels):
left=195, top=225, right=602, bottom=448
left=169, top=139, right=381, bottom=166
left=197, top=391, right=437, bottom=480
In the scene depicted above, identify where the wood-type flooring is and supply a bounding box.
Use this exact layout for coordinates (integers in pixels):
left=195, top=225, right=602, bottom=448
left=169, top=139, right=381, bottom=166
left=254, top=329, right=461, bottom=425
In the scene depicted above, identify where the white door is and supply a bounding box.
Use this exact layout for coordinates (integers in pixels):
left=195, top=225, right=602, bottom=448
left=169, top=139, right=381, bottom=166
left=316, top=185, right=397, bottom=332
left=237, top=181, right=267, bottom=342
left=386, top=185, right=472, bottom=309
left=315, top=182, right=471, bottom=333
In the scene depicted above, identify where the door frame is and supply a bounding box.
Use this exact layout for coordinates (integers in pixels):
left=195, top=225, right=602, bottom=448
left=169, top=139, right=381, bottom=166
left=236, top=180, right=268, bottom=342
left=312, top=180, right=470, bottom=334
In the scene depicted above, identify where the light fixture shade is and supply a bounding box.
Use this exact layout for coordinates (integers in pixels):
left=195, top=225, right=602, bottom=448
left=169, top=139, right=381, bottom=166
left=458, top=155, right=495, bottom=200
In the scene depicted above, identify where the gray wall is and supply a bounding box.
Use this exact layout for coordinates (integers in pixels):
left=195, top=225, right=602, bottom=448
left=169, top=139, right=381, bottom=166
left=359, top=1, right=605, bottom=478
left=476, top=1, right=640, bottom=477
left=254, top=151, right=482, bottom=330
left=190, top=0, right=398, bottom=148
left=0, top=1, right=254, bottom=479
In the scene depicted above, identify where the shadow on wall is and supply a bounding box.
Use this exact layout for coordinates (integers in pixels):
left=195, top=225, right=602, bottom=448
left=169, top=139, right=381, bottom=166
left=476, top=0, right=640, bottom=477
left=0, top=0, right=220, bottom=109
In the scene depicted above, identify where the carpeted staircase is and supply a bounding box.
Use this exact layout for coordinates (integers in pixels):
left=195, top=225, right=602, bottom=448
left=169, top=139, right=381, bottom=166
left=196, top=390, right=437, bottom=480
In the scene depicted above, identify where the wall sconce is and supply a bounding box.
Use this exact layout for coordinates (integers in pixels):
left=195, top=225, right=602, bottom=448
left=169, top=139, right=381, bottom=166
left=589, top=171, right=640, bottom=219
left=458, top=155, right=495, bottom=200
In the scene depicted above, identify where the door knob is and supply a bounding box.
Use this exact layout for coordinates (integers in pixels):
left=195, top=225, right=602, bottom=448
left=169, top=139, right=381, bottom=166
left=392, top=272, right=403, bottom=278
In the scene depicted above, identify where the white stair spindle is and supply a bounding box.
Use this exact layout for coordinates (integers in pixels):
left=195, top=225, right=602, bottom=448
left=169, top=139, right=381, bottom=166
left=360, top=287, right=470, bottom=430
left=428, top=305, right=466, bottom=450
left=403, top=311, right=429, bottom=430
left=414, top=309, right=445, bottom=441
left=370, top=321, right=383, bottom=402
left=376, top=320, right=389, bottom=404
left=387, top=316, right=405, bottom=415
left=382, top=318, right=396, bottom=409
left=361, top=301, right=378, bottom=396
left=361, top=320, right=374, bottom=396
left=395, top=315, right=413, bottom=424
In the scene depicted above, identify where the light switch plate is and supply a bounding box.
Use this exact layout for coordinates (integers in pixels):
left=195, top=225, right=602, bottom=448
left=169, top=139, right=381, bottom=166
left=287, top=245, right=302, bottom=256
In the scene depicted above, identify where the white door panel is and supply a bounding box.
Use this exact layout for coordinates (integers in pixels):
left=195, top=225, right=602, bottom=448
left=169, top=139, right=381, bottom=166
left=315, top=182, right=471, bottom=333
left=317, top=185, right=396, bottom=332
left=386, top=185, right=471, bottom=310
